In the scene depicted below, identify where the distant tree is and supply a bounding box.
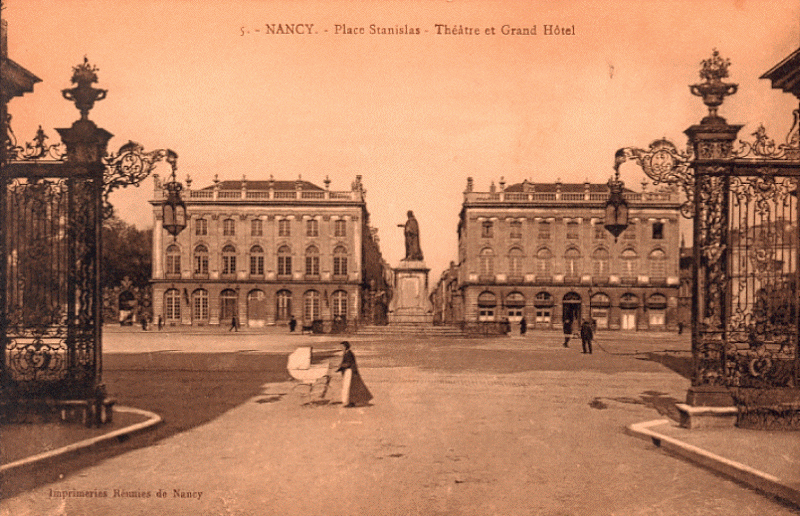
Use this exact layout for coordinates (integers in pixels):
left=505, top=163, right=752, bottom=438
left=102, top=216, right=152, bottom=289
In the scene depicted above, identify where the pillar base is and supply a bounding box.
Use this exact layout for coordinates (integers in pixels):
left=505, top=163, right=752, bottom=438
left=676, top=403, right=737, bottom=429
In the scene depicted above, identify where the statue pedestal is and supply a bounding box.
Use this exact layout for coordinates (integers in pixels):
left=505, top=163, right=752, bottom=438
left=388, top=260, right=433, bottom=325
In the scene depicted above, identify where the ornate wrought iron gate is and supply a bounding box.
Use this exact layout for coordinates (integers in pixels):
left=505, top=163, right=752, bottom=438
left=1, top=58, right=182, bottom=424
left=615, top=50, right=800, bottom=408
left=2, top=155, right=104, bottom=401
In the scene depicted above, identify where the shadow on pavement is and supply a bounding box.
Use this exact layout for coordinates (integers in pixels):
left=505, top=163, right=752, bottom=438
left=0, top=352, right=290, bottom=499
left=642, top=351, right=693, bottom=379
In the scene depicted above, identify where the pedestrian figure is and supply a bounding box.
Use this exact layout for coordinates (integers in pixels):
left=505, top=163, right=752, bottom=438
left=562, top=318, right=572, bottom=347
left=520, top=316, right=527, bottom=335
left=229, top=315, right=239, bottom=332
left=336, top=341, right=373, bottom=408
left=289, top=315, right=297, bottom=333
left=157, top=315, right=163, bottom=331
left=580, top=319, right=594, bottom=354
left=677, top=321, right=684, bottom=335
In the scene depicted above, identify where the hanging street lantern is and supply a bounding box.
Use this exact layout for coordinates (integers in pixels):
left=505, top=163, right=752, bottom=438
left=603, top=166, right=629, bottom=241
left=159, top=151, right=186, bottom=238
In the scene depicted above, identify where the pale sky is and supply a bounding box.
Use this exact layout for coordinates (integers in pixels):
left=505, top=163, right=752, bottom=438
left=5, top=0, right=800, bottom=279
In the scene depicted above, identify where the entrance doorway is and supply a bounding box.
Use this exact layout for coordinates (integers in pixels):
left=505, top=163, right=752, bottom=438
left=562, top=292, right=582, bottom=327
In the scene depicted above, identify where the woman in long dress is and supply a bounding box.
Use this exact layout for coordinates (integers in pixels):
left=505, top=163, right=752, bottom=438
left=336, top=341, right=373, bottom=407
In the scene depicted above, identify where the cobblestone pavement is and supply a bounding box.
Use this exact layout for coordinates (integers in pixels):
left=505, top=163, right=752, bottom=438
left=2, top=329, right=798, bottom=515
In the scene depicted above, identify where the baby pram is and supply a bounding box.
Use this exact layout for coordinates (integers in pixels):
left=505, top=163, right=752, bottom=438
left=286, top=346, right=332, bottom=397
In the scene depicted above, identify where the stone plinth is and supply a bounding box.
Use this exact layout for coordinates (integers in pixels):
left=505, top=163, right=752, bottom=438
left=388, top=260, right=433, bottom=325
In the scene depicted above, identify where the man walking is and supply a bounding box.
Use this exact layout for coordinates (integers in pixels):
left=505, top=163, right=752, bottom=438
left=580, top=319, right=594, bottom=354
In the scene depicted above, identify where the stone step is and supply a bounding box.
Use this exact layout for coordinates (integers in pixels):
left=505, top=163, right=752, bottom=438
left=354, top=325, right=467, bottom=336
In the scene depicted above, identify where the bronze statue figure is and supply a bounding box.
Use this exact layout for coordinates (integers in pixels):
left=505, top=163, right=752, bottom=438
left=398, top=210, right=423, bottom=261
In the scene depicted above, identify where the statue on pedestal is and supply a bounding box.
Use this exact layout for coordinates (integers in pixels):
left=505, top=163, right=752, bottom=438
left=398, top=210, right=423, bottom=261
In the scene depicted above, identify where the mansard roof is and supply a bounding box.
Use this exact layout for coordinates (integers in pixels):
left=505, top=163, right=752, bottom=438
left=201, top=180, right=324, bottom=191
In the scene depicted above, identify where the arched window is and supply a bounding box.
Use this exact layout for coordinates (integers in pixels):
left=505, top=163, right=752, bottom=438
left=332, top=290, right=348, bottom=319
left=648, top=249, right=667, bottom=279
left=508, top=248, right=524, bottom=278
left=164, top=288, right=181, bottom=322
left=564, top=248, right=581, bottom=277
left=194, top=244, right=209, bottom=276
left=250, top=245, right=264, bottom=276
left=305, top=245, right=320, bottom=276
left=480, top=248, right=494, bottom=277
left=223, top=218, right=236, bottom=236
left=477, top=291, right=497, bottom=321
left=333, top=246, right=348, bottom=277
left=592, top=248, right=610, bottom=277
left=621, top=249, right=638, bottom=279
left=533, top=291, right=553, bottom=324
left=276, top=290, right=292, bottom=321
left=192, top=288, right=209, bottom=322
left=536, top=248, right=553, bottom=277
left=304, top=290, right=321, bottom=322
left=277, top=245, right=292, bottom=277
left=220, top=289, right=238, bottom=322
left=166, top=244, right=181, bottom=276
left=222, top=244, right=237, bottom=276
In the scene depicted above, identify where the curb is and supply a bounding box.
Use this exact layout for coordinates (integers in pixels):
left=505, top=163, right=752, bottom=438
left=0, top=406, right=162, bottom=476
left=626, top=419, right=800, bottom=509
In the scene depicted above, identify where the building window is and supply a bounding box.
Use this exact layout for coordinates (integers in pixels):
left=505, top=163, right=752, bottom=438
left=477, top=291, right=497, bottom=321
left=621, top=249, right=638, bottom=279
left=306, top=218, right=319, bottom=237
left=305, top=246, right=320, bottom=276
left=332, top=290, right=348, bottom=319
left=592, top=248, right=610, bottom=277
left=278, top=245, right=292, bottom=277
left=304, top=290, right=321, bottom=322
left=566, top=220, right=579, bottom=240
left=481, top=221, right=493, bottom=238
left=278, top=219, right=291, bottom=237
left=333, top=246, right=348, bottom=277
left=534, top=291, right=553, bottom=324
left=480, top=248, right=494, bottom=277
left=564, top=248, right=581, bottom=278
left=335, top=219, right=347, bottom=237
left=652, top=221, right=664, bottom=240
left=538, top=220, right=551, bottom=240
left=223, top=218, right=236, bottom=236
left=508, top=248, right=524, bottom=278
left=250, top=245, right=264, bottom=276
left=222, top=244, right=237, bottom=275
left=594, top=221, right=607, bottom=240
left=276, top=290, right=292, bottom=321
left=251, top=218, right=263, bottom=236
left=649, top=249, right=667, bottom=279
left=192, top=289, right=209, bottom=322
left=194, top=244, right=209, bottom=276
left=509, top=220, right=522, bottom=239
left=164, top=288, right=181, bottom=321
left=220, top=289, right=238, bottom=322
left=535, top=308, right=551, bottom=323
left=166, top=244, right=181, bottom=276
left=536, top=248, right=553, bottom=277
left=195, top=218, right=207, bottom=236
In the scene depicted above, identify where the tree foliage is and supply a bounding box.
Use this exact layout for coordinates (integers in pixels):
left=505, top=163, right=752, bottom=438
left=102, top=216, right=152, bottom=289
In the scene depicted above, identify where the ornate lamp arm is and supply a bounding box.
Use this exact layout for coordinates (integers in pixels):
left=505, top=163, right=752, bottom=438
left=102, top=142, right=178, bottom=219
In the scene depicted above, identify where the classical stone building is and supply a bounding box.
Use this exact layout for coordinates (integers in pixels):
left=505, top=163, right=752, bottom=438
left=149, top=175, right=390, bottom=329
left=432, top=178, right=683, bottom=331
